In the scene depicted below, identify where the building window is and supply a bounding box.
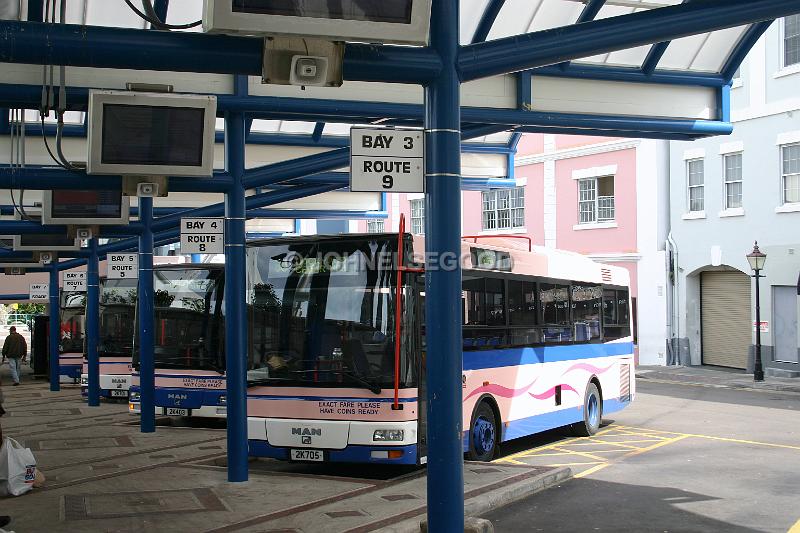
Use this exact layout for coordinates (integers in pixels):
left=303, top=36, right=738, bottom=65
left=785, top=14, right=800, bottom=67
left=481, top=187, right=524, bottom=231
left=578, top=176, right=615, bottom=224
left=782, top=143, right=800, bottom=205
left=366, top=219, right=385, bottom=233
left=687, top=159, right=704, bottom=212
left=410, top=199, right=425, bottom=234
left=723, top=153, right=743, bottom=209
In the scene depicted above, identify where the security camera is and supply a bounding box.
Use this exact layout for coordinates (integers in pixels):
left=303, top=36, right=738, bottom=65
left=137, top=182, right=159, bottom=197
left=76, top=228, right=92, bottom=240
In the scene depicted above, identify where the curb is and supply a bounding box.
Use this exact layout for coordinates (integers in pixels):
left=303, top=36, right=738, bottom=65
left=384, top=466, right=573, bottom=533
left=637, top=374, right=800, bottom=395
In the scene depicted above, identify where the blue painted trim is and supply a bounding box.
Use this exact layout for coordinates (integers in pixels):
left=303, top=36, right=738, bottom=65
left=463, top=342, right=634, bottom=371
left=248, top=440, right=418, bottom=465
left=718, top=84, right=731, bottom=123
left=294, top=219, right=302, bottom=234
left=153, top=373, right=225, bottom=380
left=471, top=0, right=505, bottom=44
left=721, top=21, right=773, bottom=82
left=247, top=394, right=417, bottom=403
left=58, top=365, right=82, bottom=379
left=153, top=386, right=226, bottom=409
left=603, top=397, right=631, bottom=415
left=0, top=294, right=29, bottom=301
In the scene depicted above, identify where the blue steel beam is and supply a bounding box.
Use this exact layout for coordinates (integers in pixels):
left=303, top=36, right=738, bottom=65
left=224, top=111, right=248, bottom=483
left=458, top=0, right=800, bottom=81
left=721, top=21, right=773, bottom=82
left=533, top=63, right=727, bottom=87
left=558, top=0, right=607, bottom=70
left=641, top=0, right=693, bottom=75
left=242, top=147, right=349, bottom=189
left=152, top=0, right=169, bottom=23
left=138, top=197, right=156, bottom=434
left=471, top=0, right=505, bottom=44
left=425, top=0, right=464, bottom=530
left=0, top=21, right=440, bottom=84
left=0, top=294, right=30, bottom=301
left=48, top=267, right=60, bottom=392
left=85, top=238, right=100, bottom=407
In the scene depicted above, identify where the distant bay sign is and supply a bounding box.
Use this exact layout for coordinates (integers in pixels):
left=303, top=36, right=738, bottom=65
left=62, top=271, right=87, bottom=292
left=180, top=217, right=224, bottom=254
left=29, top=283, right=49, bottom=301
left=108, top=253, right=138, bottom=279
left=350, top=127, right=424, bottom=193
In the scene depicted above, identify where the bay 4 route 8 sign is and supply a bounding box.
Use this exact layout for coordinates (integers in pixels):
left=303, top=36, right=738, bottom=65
left=62, top=271, right=87, bottom=292
left=29, top=283, right=49, bottom=302
left=350, top=127, right=424, bottom=193
left=108, top=253, right=138, bottom=280
left=180, top=218, right=224, bottom=254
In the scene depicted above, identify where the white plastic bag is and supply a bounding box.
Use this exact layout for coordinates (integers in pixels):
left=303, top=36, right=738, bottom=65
left=0, top=437, right=37, bottom=496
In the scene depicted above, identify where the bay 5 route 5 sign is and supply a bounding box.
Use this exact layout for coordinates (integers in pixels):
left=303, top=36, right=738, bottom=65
left=180, top=218, right=224, bottom=254
left=108, top=253, right=138, bottom=279
left=350, top=127, right=424, bottom=193
left=29, top=283, right=49, bottom=302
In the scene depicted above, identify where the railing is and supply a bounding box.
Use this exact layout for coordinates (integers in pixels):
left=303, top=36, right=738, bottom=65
left=598, top=196, right=615, bottom=222
left=0, top=313, right=33, bottom=327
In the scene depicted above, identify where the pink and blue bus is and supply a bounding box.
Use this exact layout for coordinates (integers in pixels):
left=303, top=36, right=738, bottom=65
left=59, top=291, right=86, bottom=384
left=245, top=232, right=634, bottom=464
left=129, top=264, right=226, bottom=418
left=81, top=277, right=137, bottom=400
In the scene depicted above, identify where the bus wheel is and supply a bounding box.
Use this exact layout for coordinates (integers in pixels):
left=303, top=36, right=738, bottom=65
left=468, top=402, right=498, bottom=461
left=572, top=382, right=602, bottom=437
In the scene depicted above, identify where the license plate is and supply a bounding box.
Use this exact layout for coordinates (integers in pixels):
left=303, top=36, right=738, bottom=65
left=166, top=408, right=189, bottom=416
left=290, top=449, right=323, bottom=462
left=110, top=390, right=128, bottom=397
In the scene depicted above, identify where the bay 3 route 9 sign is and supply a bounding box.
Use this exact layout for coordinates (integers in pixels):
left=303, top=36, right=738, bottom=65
left=180, top=218, right=224, bottom=254
left=350, top=127, right=424, bottom=193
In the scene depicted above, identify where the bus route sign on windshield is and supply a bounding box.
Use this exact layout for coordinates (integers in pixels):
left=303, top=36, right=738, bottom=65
left=180, top=217, right=224, bottom=254
left=350, top=126, right=424, bottom=193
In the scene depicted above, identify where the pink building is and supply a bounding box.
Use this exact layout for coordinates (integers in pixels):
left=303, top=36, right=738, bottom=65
left=359, top=134, right=670, bottom=365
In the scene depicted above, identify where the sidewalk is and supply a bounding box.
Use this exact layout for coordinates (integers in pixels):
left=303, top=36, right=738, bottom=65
left=0, top=373, right=569, bottom=532
left=637, top=365, right=800, bottom=394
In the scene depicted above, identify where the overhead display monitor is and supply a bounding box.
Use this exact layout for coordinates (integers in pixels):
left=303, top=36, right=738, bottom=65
left=87, top=91, right=217, bottom=177
left=42, top=190, right=130, bottom=225
left=11, top=213, right=80, bottom=251
left=203, top=0, right=431, bottom=45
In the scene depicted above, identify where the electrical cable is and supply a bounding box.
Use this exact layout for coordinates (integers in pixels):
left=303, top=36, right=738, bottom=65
left=41, top=116, right=69, bottom=170
left=55, top=0, right=79, bottom=171
left=124, top=0, right=201, bottom=29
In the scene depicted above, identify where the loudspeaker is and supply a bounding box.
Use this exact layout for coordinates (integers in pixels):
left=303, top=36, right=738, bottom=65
left=137, top=182, right=159, bottom=197
left=289, top=56, right=329, bottom=87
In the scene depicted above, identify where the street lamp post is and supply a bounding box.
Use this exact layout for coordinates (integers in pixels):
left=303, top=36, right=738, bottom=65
left=746, top=241, right=767, bottom=382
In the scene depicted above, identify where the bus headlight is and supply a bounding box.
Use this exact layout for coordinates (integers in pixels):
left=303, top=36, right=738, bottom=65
left=80, top=377, right=88, bottom=386
left=373, top=429, right=404, bottom=442
left=218, top=395, right=226, bottom=405
left=129, top=391, right=141, bottom=402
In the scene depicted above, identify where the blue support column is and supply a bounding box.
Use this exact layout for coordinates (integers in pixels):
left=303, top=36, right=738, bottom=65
left=138, top=197, right=156, bottom=433
left=48, top=267, right=60, bottom=392
left=86, top=238, right=100, bottom=406
left=224, top=111, right=249, bottom=482
left=190, top=254, right=202, bottom=263
left=424, top=0, right=464, bottom=531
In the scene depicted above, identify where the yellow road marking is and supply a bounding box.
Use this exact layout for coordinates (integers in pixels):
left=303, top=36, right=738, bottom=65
left=493, top=426, right=617, bottom=463
left=787, top=518, right=800, bottom=533
left=549, top=446, right=607, bottom=462
left=568, top=440, right=641, bottom=450
left=618, top=425, right=800, bottom=452
left=548, top=462, right=604, bottom=467
left=573, top=463, right=611, bottom=478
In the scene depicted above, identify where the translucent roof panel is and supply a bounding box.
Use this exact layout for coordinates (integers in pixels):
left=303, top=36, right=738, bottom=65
left=463, top=0, right=760, bottom=75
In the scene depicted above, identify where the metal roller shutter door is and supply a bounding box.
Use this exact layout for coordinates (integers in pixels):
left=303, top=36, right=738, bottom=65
left=701, top=271, right=751, bottom=369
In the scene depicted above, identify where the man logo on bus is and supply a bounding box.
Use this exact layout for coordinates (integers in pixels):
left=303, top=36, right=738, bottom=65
left=292, top=427, right=322, bottom=437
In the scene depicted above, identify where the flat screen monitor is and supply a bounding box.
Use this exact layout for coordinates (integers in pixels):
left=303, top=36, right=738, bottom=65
left=203, top=0, right=431, bottom=45
left=87, top=91, right=217, bottom=177
left=42, top=190, right=130, bottom=225
left=11, top=213, right=80, bottom=251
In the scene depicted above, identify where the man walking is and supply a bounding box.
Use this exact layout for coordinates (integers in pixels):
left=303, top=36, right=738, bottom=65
left=2, top=327, right=27, bottom=386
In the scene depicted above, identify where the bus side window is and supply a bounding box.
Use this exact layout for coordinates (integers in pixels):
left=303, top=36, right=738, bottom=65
left=540, top=283, right=571, bottom=344
left=603, top=288, right=631, bottom=341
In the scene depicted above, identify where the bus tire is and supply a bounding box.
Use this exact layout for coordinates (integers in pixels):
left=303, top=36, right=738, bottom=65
left=571, top=382, right=602, bottom=437
left=468, top=401, right=499, bottom=462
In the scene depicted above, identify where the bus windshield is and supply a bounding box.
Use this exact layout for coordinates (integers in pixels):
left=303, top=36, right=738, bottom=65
left=134, top=267, right=225, bottom=372
left=246, top=236, right=416, bottom=390
left=60, top=292, right=86, bottom=353
left=99, top=279, right=137, bottom=357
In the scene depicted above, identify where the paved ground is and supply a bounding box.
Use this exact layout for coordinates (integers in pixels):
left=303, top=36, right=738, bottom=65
left=485, top=376, right=800, bottom=533
left=0, top=366, right=566, bottom=533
